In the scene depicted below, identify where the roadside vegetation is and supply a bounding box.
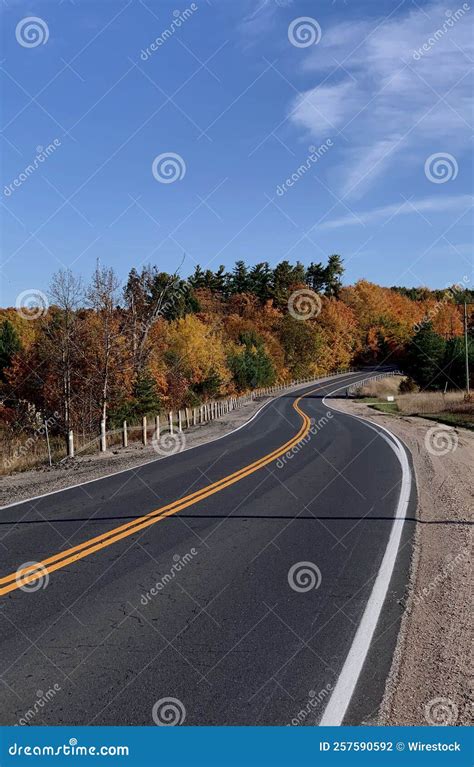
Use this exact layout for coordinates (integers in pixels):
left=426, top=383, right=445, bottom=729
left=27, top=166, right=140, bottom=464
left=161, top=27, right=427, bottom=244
left=355, top=376, right=474, bottom=429
left=1, top=255, right=473, bottom=472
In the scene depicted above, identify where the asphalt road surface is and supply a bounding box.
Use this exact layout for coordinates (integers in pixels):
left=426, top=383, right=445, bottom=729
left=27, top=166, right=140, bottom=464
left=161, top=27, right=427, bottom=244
left=0, top=371, right=414, bottom=726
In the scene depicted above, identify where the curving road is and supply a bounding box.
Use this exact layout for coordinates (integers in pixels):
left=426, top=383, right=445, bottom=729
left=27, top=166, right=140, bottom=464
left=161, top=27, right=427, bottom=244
left=0, top=371, right=414, bottom=726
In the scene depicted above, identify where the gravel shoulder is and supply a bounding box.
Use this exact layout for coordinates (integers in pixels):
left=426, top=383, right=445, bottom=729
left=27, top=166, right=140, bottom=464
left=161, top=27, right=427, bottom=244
left=334, top=398, right=473, bottom=726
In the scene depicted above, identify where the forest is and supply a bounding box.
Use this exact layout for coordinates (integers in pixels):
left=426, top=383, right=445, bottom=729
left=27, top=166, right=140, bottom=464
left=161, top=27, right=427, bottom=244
left=0, top=255, right=473, bottom=449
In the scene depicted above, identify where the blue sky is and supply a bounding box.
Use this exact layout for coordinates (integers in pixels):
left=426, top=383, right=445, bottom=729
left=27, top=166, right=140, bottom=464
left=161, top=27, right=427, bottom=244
left=1, top=0, right=473, bottom=305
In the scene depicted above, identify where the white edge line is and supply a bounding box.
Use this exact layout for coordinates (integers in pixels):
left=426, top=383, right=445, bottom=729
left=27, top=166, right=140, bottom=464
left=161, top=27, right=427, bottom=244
left=319, top=378, right=412, bottom=727
left=0, top=372, right=356, bottom=512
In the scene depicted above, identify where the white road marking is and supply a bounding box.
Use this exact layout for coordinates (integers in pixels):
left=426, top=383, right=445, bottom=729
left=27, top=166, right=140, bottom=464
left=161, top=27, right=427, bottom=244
left=319, top=381, right=412, bottom=726
left=0, top=373, right=354, bottom=512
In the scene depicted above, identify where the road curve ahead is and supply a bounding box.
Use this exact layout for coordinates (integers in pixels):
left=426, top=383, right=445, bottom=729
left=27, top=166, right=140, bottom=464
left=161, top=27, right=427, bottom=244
left=0, top=372, right=413, bottom=726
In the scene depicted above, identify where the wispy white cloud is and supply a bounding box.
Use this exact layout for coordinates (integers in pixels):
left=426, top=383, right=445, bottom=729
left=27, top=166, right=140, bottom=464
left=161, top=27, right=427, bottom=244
left=240, top=0, right=280, bottom=47
left=289, top=1, right=473, bottom=199
left=319, top=194, right=474, bottom=228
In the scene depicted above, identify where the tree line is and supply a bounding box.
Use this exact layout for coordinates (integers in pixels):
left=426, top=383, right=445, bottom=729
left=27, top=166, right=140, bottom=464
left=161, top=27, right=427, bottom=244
left=0, top=255, right=472, bottom=446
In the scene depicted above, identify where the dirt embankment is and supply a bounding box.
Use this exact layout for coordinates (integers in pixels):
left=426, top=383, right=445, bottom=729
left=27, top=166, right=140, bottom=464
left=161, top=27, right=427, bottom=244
left=335, top=398, right=473, bottom=726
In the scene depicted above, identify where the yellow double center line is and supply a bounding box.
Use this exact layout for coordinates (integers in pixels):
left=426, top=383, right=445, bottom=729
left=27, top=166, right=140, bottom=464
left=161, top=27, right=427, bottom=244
left=0, top=380, right=347, bottom=597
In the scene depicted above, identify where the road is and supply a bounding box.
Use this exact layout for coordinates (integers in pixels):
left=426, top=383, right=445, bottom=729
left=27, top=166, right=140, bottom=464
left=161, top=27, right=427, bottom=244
left=0, top=371, right=414, bottom=726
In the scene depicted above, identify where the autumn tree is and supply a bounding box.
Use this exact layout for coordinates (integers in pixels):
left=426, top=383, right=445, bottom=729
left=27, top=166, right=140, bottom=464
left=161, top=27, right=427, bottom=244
left=123, top=265, right=182, bottom=377
left=47, top=269, right=83, bottom=440
left=86, top=263, right=122, bottom=429
left=278, top=315, right=323, bottom=378
left=165, top=314, right=230, bottom=405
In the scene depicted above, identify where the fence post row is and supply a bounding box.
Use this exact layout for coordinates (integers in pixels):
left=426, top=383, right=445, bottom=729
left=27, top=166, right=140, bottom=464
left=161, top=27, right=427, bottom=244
left=64, top=367, right=379, bottom=459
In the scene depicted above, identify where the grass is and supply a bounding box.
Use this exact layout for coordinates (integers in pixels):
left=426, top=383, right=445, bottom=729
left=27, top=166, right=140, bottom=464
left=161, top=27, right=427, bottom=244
left=353, top=376, right=403, bottom=399
left=396, top=391, right=471, bottom=415
left=420, top=412, right=474, bottom=431
left=369, top=402, right=399, bottom=415
left=353, top=377, right=474, bottom=430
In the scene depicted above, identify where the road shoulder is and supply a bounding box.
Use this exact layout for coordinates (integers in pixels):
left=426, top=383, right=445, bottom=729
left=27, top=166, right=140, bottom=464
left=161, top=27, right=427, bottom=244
left=335, top=398, right=473, bottom=726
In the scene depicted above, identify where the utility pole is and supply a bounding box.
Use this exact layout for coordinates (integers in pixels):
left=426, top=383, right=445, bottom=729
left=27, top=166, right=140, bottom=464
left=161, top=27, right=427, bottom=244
left=464, top=301, right=470, bottom=396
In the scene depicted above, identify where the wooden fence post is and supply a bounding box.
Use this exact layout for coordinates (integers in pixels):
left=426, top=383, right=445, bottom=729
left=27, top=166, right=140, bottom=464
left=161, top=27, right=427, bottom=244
left=100, top=420, right=106, bottom=452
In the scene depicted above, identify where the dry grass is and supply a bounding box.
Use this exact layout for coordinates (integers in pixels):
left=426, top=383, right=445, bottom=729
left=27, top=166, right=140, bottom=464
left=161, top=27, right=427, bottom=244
left=0, top=422, right=163, bottom=474
left=0, top=434, right=66, bottom=476
left=396, top=391, right=472, bottom=416
left=355, top=375, right=403, bottom=399
left=354, top=376, right=474, bottom=426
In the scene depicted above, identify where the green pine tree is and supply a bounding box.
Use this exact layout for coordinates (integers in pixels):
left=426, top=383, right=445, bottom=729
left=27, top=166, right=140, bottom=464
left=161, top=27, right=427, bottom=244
left=0, top=320, right=21, bottom=380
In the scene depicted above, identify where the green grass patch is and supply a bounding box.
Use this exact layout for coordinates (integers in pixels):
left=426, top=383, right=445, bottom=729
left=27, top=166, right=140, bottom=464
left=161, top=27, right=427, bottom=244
left=368, top=402, right=399, bottom=415
left=417, top=412, right=474, bottom=431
